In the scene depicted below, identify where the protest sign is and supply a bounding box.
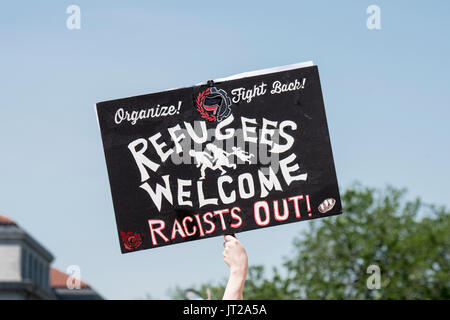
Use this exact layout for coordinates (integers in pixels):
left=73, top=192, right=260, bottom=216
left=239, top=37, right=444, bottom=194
left=96, top=61, right=341, bottom=253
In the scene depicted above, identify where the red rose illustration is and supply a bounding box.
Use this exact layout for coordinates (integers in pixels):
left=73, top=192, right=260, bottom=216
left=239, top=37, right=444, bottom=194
left=120, top=231, right=143, bottom=250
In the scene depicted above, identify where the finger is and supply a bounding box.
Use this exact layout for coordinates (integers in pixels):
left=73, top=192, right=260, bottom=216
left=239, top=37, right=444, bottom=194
left=225, top=244, right=232, bottom=250
left=224, top=235, right=237, bottom=242
left=227, top=239, right=238, bottom=247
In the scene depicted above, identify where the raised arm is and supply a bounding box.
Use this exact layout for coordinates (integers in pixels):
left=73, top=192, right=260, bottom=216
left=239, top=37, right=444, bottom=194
left=222, top=235, right=248, bottom=300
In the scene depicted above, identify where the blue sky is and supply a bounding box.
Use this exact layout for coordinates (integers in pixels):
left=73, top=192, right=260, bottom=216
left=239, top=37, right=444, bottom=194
left=0, top=0, right=449, bottom=299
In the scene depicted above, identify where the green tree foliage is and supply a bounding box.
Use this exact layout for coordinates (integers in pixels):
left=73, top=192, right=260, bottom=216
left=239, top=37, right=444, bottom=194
left=172, top=184, right=450, bottom=299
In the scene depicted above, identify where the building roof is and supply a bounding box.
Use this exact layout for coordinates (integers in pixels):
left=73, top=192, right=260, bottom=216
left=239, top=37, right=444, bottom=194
left=50, top=268, right=90, bottom=289
left=0, top=214, right=54, bottom=262
left=0, top=214, right=16, bottom=226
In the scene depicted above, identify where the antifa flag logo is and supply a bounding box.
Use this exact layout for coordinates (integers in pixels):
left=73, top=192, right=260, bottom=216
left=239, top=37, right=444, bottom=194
left=195, top=87, right=232, bottom=122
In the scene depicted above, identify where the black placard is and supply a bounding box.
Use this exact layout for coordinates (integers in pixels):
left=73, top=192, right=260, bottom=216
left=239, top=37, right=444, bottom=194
left=96, top=64, right=341, bottom=253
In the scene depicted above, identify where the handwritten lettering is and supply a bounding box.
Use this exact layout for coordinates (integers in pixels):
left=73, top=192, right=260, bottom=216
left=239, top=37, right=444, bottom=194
left=114, top=101, right=182, bottom=125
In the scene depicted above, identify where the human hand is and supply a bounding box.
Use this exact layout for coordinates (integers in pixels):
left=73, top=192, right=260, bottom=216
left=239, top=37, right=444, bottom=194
left=223, top=235, right=248, bottom=274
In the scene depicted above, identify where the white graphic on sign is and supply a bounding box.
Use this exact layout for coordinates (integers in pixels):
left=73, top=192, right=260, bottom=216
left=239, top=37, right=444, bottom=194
left=206, top=143, right=237, bottom=174
left=190, top=143, right=254, bottom=180
left=318, top=198, right=336, bottom=213
left=188, top=149, right=215, bottom=180
left=231, top=147, right=254, bottom=164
